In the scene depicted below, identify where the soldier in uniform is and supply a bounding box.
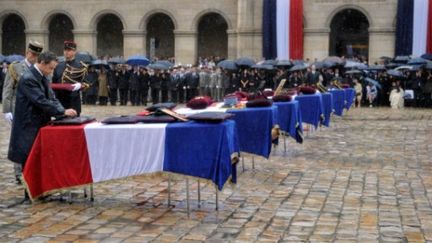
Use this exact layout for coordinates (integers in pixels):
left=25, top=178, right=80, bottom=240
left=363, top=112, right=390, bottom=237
left=52, top=41, right=87, bottom=116
left=2, top=40, right=43, bottom=184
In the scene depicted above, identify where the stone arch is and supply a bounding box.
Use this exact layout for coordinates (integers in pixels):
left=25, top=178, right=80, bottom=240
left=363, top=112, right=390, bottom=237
left=192, top=8, right=233, bottom=31
left=94, top=12, right=124, bottom=57
left=41, top=10, right=76, bottom=30
left=1, top=11, right=27, bottom=55
left=90, top=9, right=127, bottom=30
left=196, top=12, right=228, bottom=59
left=144, top=12, right=175, bottom=59
left=139, top=9, right=178, bottom=30
left=325, top=5, right=373, bottom=29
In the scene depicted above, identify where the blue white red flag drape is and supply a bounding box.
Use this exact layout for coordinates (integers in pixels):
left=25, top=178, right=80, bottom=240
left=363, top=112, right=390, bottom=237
left=395, top=0, right=432, bottom=56
left=263, top=0, right=303, bottom=60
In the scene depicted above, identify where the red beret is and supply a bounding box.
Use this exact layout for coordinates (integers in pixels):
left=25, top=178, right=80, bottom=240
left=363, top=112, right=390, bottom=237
left=187, top=96, right=214, bottom=110
left=246, top=98, right=273, bottom=108
left=64, top=40, right=77, bottom=50
left=299, top=86, right=316, bottom=95
left=273, top=94, right=292, bottom=102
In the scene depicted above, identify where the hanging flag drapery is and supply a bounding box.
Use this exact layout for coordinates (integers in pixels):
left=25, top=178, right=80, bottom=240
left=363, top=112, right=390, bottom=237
left=395, top=0, right=432, bottom=56
left=263, top=0, right=303, bottom=60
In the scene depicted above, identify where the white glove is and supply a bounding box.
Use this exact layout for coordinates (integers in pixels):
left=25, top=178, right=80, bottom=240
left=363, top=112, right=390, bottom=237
left=4, top=112, right=13, bottom=124
left=71, top=83, right=82, bottom=91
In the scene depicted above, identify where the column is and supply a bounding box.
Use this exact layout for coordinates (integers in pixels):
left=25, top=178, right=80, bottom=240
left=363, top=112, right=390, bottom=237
left=174, top=30, right=196, bottom=65
left=303, top=28, right=330, bottom=60
left=123, top=30, right=145, bottom=58
left=227, top=29, right=237, bottom=60
left=72, top=29, right=96, bottom=55
left=368, top=27, right=395, bottom=64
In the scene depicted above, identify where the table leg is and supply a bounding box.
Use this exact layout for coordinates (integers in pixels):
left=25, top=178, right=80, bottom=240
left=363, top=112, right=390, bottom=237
left=90, top=184, right=94, bottom=202
left=252, top=156, right=255, bottom=170
left=242, top=156, right=245, bottom=172
left=283, top=132, right=287, bottom=153
left=197, top=180, right=201, bottom=208
left=168, top=176, right=171, bottom=207
left=215, top=184, right=219, bottom=211
left=186, top=178, right=190, bottom=216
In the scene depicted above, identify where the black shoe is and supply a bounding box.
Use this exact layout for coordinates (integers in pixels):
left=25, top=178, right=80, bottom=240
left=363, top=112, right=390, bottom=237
left=15, top=176, right=22, bottom=185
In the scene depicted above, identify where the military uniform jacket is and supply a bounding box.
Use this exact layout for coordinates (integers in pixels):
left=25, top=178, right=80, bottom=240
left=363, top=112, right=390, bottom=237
left=8, top=66, right=65, bottom=165
left=2, top=60, right=31, bottom=114
left=52, top=59, right=85, bottom=114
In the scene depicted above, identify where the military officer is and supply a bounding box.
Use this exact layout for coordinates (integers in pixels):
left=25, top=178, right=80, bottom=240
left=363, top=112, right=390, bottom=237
left=2, top=40, right=43, bottom=184
left=52, top=40, right=87, bottom=116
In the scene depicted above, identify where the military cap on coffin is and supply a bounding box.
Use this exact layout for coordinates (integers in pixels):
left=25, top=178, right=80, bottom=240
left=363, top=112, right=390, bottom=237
left=225, top=91, right=248, bottom=101
left=247, top=92, right=267, bottom=101
left=286, top=89, right=298, bottom=96
left=135, top=115, right=176, bottom=123
left=246, top=98, right=273, bottom=108
left=64, top=40, right=77, bottom=50
left=187, top=112, right=234, bottom=123
left=299, top=86, right=316, bottom=95
left=28, top=40, right=43, bottom=54
left=262, top=90, right=274, bottom=97
left=146, top=102, right=176, bottom=112
left=342, top=84, right=351, bottom=89
left=187, top=96, right=214, bottom=110
left=50, top=116, right=95, bottom=125
left=272, top=94, right=292, bottom=102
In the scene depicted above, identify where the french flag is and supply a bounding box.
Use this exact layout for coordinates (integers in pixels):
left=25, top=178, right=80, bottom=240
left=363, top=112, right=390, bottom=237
left=395, top=0, right=432, bottom=56
left=262, top=0, right=304, bottom=60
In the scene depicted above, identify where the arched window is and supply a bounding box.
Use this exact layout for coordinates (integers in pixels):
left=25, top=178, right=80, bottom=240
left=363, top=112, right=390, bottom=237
left=2, top=14, right=25, bottom=55
left=329, top=9, right=370, bottom=58
left=146, top=13, right=175, bottom=59
left=97, top=14, right=124, bottom=57
left=197, top=13, right=228, bottom=60
left=49, top=14, right=74, bottom=55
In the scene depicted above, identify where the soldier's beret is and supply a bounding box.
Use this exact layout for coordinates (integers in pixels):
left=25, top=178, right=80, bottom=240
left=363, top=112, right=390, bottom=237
left=299, top=86, right=316, bottom=94
left=272, top=94, right=292, bottom=102
left=28, top=40, right=43, bottom=54
left=246, top=98, right=273, bottom=108
left=187, top=96, right=214, bottom=109
left=64, top=40, right=77, bottom=50
left=187, top=112, right=234, bottom=123
left=247, top=92, right=267, bottom=101
left=146, top=102, right=176, bottom=112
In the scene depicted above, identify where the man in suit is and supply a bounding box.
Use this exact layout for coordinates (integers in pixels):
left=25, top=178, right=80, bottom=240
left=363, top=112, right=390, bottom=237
left=8, top=51, right=76, bottom=185
left=2, top=40, right=43, bottom=184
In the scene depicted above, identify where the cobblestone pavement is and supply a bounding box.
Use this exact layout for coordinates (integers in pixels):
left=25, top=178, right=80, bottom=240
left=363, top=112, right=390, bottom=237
left=1, top=105, right=432, bottom=242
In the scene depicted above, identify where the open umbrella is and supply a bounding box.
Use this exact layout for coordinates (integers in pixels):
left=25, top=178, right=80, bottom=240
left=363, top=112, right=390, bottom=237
left=407, top=57, right=427, bottom=65
left=0, top=54, right=5, bottom=63
left=289, top=63, right=308, bottom=72
left=323, top=56, right=345, bottom=66
left=261, top=59, right=277, bottom=66
left=235, top=57, right=255, bottom=67
left=367, top=65, right=386, bottom=71
left=345, top=69, right=363, bottom=74
left=251, top=64, right=274, bottom=70
left=90, top=59, right=110, bottom=69
left=275, top=59, right=292, bottom=67
left=311, top=61, right=324, bottom=69
left=217, top=60, right=237, bottom=70
left=147, top=63, right=169, bottom=70
left=425, top=61, right=432, bottom=70
left=393, top=56, right=410, bottom=63
left=155, top=60, right=174, bottom=68
left=387, top=69, right=405, bottom=78
left=421, top=53, right=432, bottom=61
left=108, top=57, right=126, bottom=64
left=127, top=55, right=150, bottom=66
left=75, top=51, right=97, bottom=64
left=5, top=54, right=25, bottom=63
left=56, top=56, right=65, bottom=62
left=344, top=60, right=367, bottom=69
left=365, top=77, right=382, bottom=89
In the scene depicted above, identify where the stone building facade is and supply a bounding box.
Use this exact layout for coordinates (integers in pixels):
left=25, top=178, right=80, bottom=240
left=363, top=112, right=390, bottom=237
left=0, top=0, right=397, bottom=64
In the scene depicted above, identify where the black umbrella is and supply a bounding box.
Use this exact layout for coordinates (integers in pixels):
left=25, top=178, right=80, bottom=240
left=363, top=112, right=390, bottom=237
left=217, top=60, right=237, bottom=70
left=108, top=57, right=126, bottom=64
left=0, top=54, right=5, bottom=63
left=5, top=54, right=24, bottom=63
left=275, top=59, right=292, bottom=67
left=147, top=63, right=169, bottom=70
left=387, top=69, right=404, bottom=78
left=57, top=56, right=65, bottom=62
left=155, top=60, right=174, bottom=68
left=345, top=69, right=363, bottom=74
left=76, top=51, right=97, bottom=64
left=365, top=77, right=382, bottom=89
left=367, top=65, right=386, bottom=71
left=323, top=56, right=345, bottom=65
left=421, top=53, right=432, bottom=61
left=90, top=59, right=110, bottom=69
left=393, top=56, right=410, bottom=63
left=289, top=64, right=308, bottom=72
left=251, top=64, right=274, bottom=70
left=385, top=63, right=401, bottom=69
left=262, top=59, right=277, bottom=66
left=407, top=57, right=427, bottom=65
left=292, top=59, right=306, bottom=66
left=425, top=61, right=432, bottom=70
left=235, top=57, right=255, bottom=67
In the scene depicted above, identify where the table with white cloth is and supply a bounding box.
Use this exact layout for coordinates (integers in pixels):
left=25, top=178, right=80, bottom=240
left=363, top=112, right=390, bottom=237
left=23, top=121, right=240, bottom=199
